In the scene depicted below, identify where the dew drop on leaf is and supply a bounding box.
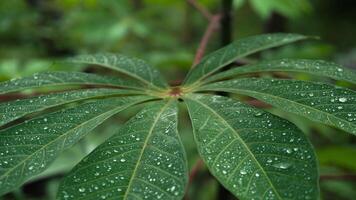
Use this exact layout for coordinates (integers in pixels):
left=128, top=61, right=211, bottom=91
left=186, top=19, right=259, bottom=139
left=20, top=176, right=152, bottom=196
left=273, top=162, right=292, bottom=169
left=338, top=97, right=347, bottom=102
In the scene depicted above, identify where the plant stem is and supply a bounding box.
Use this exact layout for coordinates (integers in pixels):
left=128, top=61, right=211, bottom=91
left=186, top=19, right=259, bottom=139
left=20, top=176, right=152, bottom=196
left=186, top=0, right=212, bottom=21
left=193, top=14, right=221, bottom=66
left=221, top=0, right=233, bottom=45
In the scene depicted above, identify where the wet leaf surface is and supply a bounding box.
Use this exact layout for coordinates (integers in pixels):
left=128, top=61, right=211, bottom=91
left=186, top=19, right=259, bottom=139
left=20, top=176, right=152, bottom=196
left=57, top=100, right=188, bottom=200
left=184, top=94, right=319, bottom=200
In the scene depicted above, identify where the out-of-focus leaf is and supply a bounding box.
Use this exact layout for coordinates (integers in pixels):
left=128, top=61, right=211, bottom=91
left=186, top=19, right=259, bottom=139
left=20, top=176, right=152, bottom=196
left=317, top=146, right=356, bottom=171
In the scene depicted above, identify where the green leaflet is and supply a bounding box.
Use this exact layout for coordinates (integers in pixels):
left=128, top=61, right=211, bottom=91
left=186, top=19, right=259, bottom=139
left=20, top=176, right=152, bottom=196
left=204, top=59, right=356, bottom=84
left=67, top=53, right=169, bottom=90
left=183, top=33, right=308, bottom=85
left=199, top=78, right=356, bottom=135
left=0, top=71, right=144, bottom=95
left=57, top=100, right=188, bottom=200
left=0, top=96, right=153, bottom=196
left=184, top=94, right=319, bottom=200
left=0, top=88, right=145, bottom=127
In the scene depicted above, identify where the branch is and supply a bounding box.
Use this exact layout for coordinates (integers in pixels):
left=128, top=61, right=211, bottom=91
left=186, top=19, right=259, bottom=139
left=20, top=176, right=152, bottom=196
left=186, top=0, right=212, bottom=21
left=320, top=174, right=356, bottom=181
left=184, top=159, right=204, bottom=200
left=193, top=14, right=221, bottom=66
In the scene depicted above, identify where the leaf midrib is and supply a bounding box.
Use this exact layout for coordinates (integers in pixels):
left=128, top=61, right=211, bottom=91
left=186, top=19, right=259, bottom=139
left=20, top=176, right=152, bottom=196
left=185, top=96, right=283, bottom=199
left=123, top=100, right=173, bottom=200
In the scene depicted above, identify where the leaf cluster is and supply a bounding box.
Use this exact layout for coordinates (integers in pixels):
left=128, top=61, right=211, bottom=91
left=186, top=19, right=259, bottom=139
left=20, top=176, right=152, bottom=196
left=1, top=33, right=356, bottom=200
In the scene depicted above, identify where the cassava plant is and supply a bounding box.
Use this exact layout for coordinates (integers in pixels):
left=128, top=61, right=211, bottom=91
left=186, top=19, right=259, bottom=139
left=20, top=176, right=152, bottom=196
left=1, top=33, right=356, bottom=200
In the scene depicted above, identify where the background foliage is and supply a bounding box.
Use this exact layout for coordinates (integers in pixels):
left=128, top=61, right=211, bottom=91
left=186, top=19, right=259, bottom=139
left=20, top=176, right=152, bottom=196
left=0, top=0, right=356, bottom=199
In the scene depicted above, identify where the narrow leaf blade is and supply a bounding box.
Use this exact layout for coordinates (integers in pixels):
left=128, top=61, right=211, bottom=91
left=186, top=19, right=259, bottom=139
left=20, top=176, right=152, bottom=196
left=68, top=53, right=169, bottom=89
left=0, top=71, right=144, bottom=95
left=200, top=78, right=356, bottom=135
left=57, top=100, right=188, bottom=200
left=0, top=96, right=153, bottom=195
left=184, top=94, right=319, bottom=200
left=0, top=88, right=144, bottom=127
left=204, top=59, right=356, bottom=84
left=184, top=33, right=308, bottom=85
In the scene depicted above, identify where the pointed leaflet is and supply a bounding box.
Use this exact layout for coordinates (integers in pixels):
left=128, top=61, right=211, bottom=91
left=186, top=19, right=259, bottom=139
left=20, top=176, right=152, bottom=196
left=0, top=96, right=153, bottom=195
left=200, top=78, right=356, bottom=135
left=204, top=59, right=356, bottom=84
left=0, top=71, right=144, bottom=95
left=184, top=33, right=308, bottom=85
left=184, top=94, right=319, bottom=200
left=0, top=88, right=144, bottom=127
left=67, top=53, right=168, bottom=89
left=57, top=100, right=188, bottom=200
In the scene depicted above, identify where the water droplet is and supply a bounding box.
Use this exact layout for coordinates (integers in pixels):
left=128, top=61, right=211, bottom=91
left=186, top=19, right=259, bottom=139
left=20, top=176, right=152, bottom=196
left=79, top=187, right=86, bottom=193
left=273, top=162, right=292, bottom=169
left=254, top=112, right=263, bottom=117
left=240, top=169, right=247, bottom=175
left=338, top=97, right=347, bottom=103
left=120, top=158, right=126, bottom=162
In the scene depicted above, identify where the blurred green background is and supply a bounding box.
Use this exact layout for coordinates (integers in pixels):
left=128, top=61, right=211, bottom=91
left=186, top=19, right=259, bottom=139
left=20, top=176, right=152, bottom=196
left=0, top=0, right=356, bottom=199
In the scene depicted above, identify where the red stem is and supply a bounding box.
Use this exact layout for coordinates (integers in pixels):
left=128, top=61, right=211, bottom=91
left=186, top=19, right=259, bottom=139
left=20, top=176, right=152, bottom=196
left=186, top=0, right=213, bottom=21
left=193, top=14, right=221, bottom=66
left=320, top=174, right=356, bottom=181
left=185, top=159, right=204, bottom=200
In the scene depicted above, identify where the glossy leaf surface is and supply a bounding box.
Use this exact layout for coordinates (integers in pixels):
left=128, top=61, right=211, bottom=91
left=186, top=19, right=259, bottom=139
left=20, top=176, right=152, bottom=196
left=0, top=96, right=153, bottom=195
left=0, top=88, right=144, bottom=127
left=204, top=59, right=356, bottom=84
left=184, top=33, right=308, bottom=85
left=200, top=78, right=356, bottom=135
left=68, top=53, right=168, bottom=89
left=184, top=94, right=319, bottom=200
left=0, top=71, right=144, bottom=95
left=57, top=100, right=188, bottom=200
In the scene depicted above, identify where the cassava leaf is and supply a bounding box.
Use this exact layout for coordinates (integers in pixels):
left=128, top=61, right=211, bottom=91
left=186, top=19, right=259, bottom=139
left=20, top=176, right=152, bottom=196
left=67, top=53, right=168, bottom=90
left=0, top=71, right=144, bottom=95
left=183, top=33, right=309, bottom=85
left=0, top=88, right=144, bottom=127
left=57, top=100, right=188, bottom=200
left=200, top=78, right=356, bottom=135
left=204, top=59, right=356, bottom=84
left=0, top=96, right=153, bottom=196
left=184, top=94, right=319, bottom=200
